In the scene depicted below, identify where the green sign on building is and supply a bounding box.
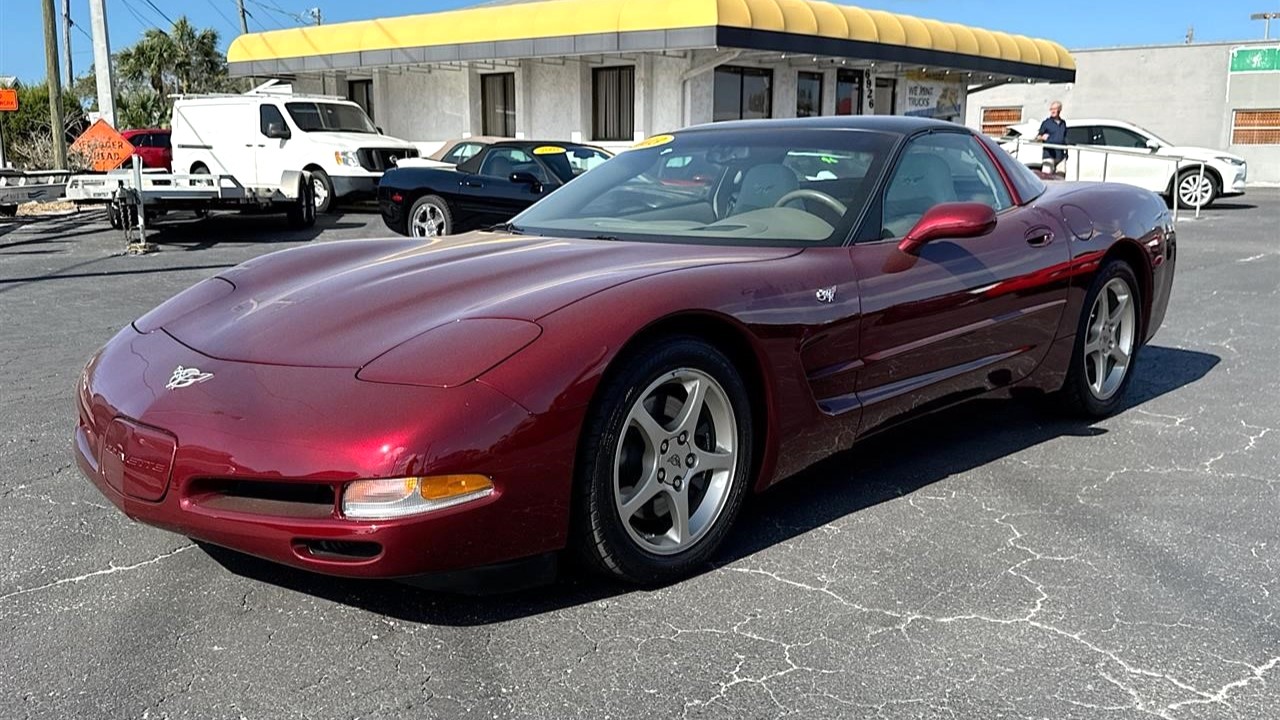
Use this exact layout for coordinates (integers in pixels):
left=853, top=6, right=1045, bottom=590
left=1231, top=46, right=1280, bottom=73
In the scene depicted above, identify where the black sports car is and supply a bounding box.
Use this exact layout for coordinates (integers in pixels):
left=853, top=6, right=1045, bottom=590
left=378, top=140, right=612, bottom=237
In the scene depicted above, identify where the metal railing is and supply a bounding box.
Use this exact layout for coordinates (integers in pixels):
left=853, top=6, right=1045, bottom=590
left=1006, top=137, right=1203, bottom=221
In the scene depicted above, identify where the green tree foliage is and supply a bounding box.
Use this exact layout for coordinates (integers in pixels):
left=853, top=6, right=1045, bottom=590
left=114, top=16, right=246, bottom=128
left=0, top=82, right=87, bottom=169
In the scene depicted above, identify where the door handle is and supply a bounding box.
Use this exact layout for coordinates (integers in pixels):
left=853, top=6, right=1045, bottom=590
left=463, top=180, right=483, bottom=188
left=1025, top=229, right=1055, bottom=247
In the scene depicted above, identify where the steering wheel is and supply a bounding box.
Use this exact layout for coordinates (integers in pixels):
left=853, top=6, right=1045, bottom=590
left=774, top=188, right=848, bottom=216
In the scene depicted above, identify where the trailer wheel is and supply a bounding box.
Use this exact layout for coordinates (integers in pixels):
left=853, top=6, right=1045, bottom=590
left=108, top=204, right=123, bottom=229
left=0, top=205, right=17, bottom=218
left=286, top=175, right=317, bottom=230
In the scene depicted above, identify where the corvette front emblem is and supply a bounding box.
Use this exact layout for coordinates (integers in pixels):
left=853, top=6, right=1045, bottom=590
left=166, top=366, right=214, bottom=390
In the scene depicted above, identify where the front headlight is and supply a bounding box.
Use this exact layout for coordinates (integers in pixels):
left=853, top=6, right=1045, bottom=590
left=335, top=150, right=362, bottom=167
left=342, top=475, right=494, bottom=519
left=1214, top=156, right=1246, bottom=167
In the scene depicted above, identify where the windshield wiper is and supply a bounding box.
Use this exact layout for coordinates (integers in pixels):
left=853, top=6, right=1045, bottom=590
left=484, top=221, right=524, bottom=234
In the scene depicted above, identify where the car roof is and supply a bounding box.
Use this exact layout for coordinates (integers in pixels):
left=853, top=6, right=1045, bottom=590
left=121, top=128, right=168, bottom=135
left=681, top=115, right=961, bottom=135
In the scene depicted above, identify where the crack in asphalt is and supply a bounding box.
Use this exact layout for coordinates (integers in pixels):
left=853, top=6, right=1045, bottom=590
left=0, top=545, right=194, bottom=602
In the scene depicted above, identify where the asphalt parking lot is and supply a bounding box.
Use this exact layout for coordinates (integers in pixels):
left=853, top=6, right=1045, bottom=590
left=2, top=192, right=1278, bottom=720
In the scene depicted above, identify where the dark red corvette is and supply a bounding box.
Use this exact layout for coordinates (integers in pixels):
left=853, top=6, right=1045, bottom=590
left=75, top=117, right=1175, bottom=585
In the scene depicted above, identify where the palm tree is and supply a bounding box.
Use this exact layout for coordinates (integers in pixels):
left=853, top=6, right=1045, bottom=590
left=112, top=16, right=233, bottom=128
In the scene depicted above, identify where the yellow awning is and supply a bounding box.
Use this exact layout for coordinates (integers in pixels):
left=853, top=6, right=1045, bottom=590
left=228, top=0, right=1074, bottom=73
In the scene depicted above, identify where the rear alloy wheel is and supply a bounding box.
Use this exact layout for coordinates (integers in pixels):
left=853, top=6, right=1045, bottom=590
left=408, top=195, right=452, bottom=237
left=1175, top=168, right=1217, bottom=210
left=574, top=338, right=753, bottom=585
left=1056, top=261, right=1141, bottom=417
left=310, top=168, right=335, bottom=214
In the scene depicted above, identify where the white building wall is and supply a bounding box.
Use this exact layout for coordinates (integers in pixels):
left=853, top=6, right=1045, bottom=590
left=651, top=55, right=688, bottom=134
left=377, top=68, right=471, bottom=142
left=527, top=61, right=586, bottom=141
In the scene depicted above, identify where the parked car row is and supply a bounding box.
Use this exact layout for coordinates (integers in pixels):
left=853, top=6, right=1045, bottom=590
left=999, top=117, right=1247, bottom=209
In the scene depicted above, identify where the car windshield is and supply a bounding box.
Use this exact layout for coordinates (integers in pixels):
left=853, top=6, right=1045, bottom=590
left=512, top=128, right=897, bottom=245
left=285, top=102, right=377, bottom=133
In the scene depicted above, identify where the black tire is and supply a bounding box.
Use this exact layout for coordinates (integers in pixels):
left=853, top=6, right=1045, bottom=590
left=309, top=168, right=336, bottom=214
left=286, top=174, right=317, bottom=230
left=190, top=163, right=209, bottom=175
left=1174, top=167, right=1218, bottom=210
left=572, top=337, right=754, bottom=585
left=406, top=194, right=453, bottom=237
left=107, top=203, right=123, bottom=229
left=1055, top=260, right=1143, bottom=418
left=0, top=204, right=17, bottom=218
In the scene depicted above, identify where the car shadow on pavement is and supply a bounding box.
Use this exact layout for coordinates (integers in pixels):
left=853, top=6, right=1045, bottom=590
left=147, top=213, right=365, bottom=250
left=202, top=345, right=1220, bottom=625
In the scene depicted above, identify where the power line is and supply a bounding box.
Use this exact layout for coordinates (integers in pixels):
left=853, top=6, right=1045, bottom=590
left=202, top=0, right=241, bottom=35
left=139, top=0, right=174, bottom=27
left=117, top=0, right=159, bottom=32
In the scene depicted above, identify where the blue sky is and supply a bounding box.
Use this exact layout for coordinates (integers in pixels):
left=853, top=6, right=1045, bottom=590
left=1, top=0, right=1276, bottom=83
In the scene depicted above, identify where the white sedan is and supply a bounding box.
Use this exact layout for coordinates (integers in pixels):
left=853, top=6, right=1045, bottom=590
left=1000, top=118, right=1247, bottom=209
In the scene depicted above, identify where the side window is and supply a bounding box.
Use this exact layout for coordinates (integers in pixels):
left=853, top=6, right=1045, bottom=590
left=881, top=133, right=1012, bottom=239
left=1102, top=126, right=1148, bottom=149
left=260, top=105, right=287, bottom=136
left=153, top=133, right=171, bottom=149
left=1065, top=126, right=1093, bottom=145
left=480, top=148, right=545, bottom=181
left=444, top=143, right=480, bottom=164
left=131, top=134, right=151, bottom=148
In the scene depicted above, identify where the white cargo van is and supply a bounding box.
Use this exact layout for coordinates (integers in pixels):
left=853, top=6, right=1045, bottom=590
left=170, top=92, right=418, bottom=212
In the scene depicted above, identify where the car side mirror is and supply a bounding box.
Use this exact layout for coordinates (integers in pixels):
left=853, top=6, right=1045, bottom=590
left=510, top=171, right=542, bottom=190
left=1145, top=138, right=1161, bottom=152
left=376, top=126, right=384, bottom=135
left=265, top=122, right=291, bottom=140
left=898, top=202, right=997, bottom=255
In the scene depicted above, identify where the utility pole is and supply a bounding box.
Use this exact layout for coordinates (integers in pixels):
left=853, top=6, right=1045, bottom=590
left=89, top=0, right=116, bottom=127
left=61, top=0, right=73, bottom=87
left=236, top=0, right=250, bottom=34
left=42, top=0, right=67, bottom=168
left=1251, top=12, right=1280, bottom=40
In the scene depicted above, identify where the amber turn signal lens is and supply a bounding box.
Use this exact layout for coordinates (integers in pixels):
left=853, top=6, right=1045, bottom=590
left=418, top=475, right=492, bottom=500
left=343, top=475, right=494, bottom=519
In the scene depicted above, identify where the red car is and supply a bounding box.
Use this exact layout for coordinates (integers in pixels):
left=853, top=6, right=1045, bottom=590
left=74, top=117, right=1175, bottom=586
left=120, top=128, right=172, bottom=171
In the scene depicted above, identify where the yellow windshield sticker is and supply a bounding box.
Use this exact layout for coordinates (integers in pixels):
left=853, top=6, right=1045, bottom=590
left=633, top=134, right=675, bottom=149
left=533, top=145, right=566, bottom=155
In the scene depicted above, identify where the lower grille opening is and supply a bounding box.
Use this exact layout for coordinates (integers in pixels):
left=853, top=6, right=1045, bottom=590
left=187, top=479, right=335, bottom=518
left=296, top=539, right=382, bottom=561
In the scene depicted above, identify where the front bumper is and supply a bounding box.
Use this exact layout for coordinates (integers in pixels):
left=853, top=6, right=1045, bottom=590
left=331, top=174, right=379, bottom=200
left=74, top=326, right=573, bottom=578
left=1224, top=163, right=1248, bottom=196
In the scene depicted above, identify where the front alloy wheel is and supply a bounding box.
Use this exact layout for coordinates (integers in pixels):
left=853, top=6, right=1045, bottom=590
left=574, top=338, right=753, bottom=585
left=614, top=369, right=738, bottom=555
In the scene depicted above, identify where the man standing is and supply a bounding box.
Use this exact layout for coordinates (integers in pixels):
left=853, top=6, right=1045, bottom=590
left=1037, top=101, right=1068, bottom=175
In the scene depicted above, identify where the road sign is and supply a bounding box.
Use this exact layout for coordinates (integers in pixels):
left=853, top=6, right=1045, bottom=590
left=0, top=89, right=17, bottom=112
left=69, top=119, right=135, bottom=171
left=1230, top=46, right=1280, bottom=73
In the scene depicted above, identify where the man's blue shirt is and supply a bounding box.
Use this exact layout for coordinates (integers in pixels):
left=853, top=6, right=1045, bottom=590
left=1039, top=117, right=1067, bottom=145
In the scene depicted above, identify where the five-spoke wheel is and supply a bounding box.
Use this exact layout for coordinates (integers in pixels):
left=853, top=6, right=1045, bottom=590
left=1058, top=260, right=1142, bottom=417
left=575, top=338, right=752, bottom=585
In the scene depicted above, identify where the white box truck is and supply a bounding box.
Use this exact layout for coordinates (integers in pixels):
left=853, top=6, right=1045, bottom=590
left=170, top=91, right=418, bottom=212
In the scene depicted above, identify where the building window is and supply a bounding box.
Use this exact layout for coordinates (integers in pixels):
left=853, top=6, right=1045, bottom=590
left=593, top=66, right=635, bottom=141
left=482, top=73, right=516, bottom=137
left=981, top=106, right=1022, bottom=137
left=796, top=72, right=823, bottom=117
left=713, top=66, right=772, bottom=122
left=1232, top=109, right=1280, bottom=145
left=835, top=70, right=862, bottom=115
left=347, top=79, right=373, bottom=122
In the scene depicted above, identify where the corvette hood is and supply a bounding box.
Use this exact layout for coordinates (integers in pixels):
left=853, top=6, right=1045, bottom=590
left=162, top=234, right=796, bottom=368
